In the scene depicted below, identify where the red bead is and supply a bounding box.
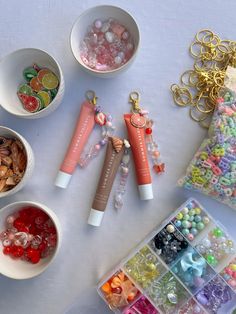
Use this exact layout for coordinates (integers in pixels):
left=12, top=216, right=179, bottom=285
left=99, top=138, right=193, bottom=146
left=145, top=127, right=152, bottom=135
left=153, top=163, right=165, bottom=173
left=12, top=246, right=24, bottom=258
left=3, top=246, right=12, bottom=255
left=27, top=248, right=40, bottom=264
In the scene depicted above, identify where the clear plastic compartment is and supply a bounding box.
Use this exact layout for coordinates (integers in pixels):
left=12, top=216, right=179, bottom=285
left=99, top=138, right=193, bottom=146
left=97, top=198, right=236, bottom=313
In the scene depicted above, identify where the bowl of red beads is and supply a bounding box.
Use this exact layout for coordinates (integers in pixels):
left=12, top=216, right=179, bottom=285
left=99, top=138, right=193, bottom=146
left=70, top=5, right=140, bottom=77
left=0, top=201, right=61, bottom=279
left=0, top=48, right=65, bottom=118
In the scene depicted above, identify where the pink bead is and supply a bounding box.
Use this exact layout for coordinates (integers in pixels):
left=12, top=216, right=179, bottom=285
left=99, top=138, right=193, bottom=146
left=95, top=144, right=101, bottom=150
left=6, top=215, right=15, bottom=225
left=232, top=271, right=236, bottom=279
left=228, top=279, right=236, bottom=287
left=106, top=121, right=112, bottom=127
left=187, top=233, right=194, bottom=241
left=153, top=151, right=160, bottom=158
left=225, top=267, right=233, bottom=276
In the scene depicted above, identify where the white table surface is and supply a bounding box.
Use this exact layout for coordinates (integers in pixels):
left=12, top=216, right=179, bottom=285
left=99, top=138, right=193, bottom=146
left=0, top=0, right=236, bottom=313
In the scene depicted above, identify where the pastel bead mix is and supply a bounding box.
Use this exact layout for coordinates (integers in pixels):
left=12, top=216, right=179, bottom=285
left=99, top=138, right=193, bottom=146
left=0, top=206, right=57, bottom=264
left=196, top=275, right=236, bottom=313
left=124, top=246, right=166, bottom=289
left=123, top=296, right=159, bottom=314
left=195, top=227, right=235, bottom=267
left=80, top=18, right=134, bottom=71
left=171, top=247, right=216, bottom=293
left=17, top=64, right=59, bottom=113
left=172, top=199, right=210, bottom=241
left=178, top=90, right=236, bottom=210
left=98, top=198, right=236, bottom=313
left=0, top=136, right=27, bottom=192
left=220, top=258, right=236, bottom=290
left=100, top=270, right=140, bottom=310
left=151, top=224, right=189, bottom=265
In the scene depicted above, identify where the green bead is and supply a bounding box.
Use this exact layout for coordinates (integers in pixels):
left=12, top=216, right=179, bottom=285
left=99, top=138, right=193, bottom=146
left=182, top=228, right=189, bottom=235
left=206, top=254, right=217, bottom=265
left=182, top=220, right=189, bottom=228
left=213, top=228, right=223, bottom=238
left=196, top=222, right=205, bottom=230
left=183, top=214, right=190, bottom=221
left=191, top=221, right=196, bottom=228
left=189, top=209, right=195, bottom=216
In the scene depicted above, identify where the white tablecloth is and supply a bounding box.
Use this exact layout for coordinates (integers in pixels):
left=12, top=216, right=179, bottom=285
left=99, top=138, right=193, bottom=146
left=0, top=0, right=236, bottom=313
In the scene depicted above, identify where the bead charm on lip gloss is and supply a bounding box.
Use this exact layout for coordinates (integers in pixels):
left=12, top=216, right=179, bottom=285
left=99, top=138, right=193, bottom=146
left=0, top=207, right=57, bottom=264
left=79, top=91, right=115, bottom=168
left=80, top=18, right=134, bottom=71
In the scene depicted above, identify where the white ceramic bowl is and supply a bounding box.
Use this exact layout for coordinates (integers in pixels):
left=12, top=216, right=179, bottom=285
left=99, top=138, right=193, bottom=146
left=0, top=201, right=61, bottom=279
left=0, top=48, right=65, bottom=118
left=70, top=5, right=140, bottom=78
left=0, top=126, right=34, bottom=198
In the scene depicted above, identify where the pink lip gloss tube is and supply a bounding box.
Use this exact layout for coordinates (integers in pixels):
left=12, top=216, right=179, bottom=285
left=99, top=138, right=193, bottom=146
left=55, top=101, right=95, bottom=188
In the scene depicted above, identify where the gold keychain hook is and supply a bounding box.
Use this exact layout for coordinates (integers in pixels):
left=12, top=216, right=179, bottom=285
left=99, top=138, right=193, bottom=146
left=85, top=90, right=97, bottom=105
left=129, top=91, right=141, bottom=113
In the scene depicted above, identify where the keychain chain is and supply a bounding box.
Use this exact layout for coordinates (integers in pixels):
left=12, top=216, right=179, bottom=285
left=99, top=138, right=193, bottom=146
left=129, top=92, right=165, bottom=174
left=171, top=29, right=236, bottom=127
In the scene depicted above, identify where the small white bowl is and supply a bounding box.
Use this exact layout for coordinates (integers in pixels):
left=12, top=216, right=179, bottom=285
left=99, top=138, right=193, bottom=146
left=0, top=126, right=34, bottom=198
left=0, top=48, right=65, bottom=119
left=70, top=5, right=140, bottom=78
left=0, top=201, right=61, bottom=279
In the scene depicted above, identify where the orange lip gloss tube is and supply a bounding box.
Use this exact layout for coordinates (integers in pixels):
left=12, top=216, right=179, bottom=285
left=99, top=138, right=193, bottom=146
left=55, top=101, right=95, bottom=188
left=124, top=113, right=153, bottom=200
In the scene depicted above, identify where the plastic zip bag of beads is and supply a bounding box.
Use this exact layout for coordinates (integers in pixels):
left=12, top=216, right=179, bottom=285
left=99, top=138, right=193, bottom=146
left=178, top=88, right=236, bottom=210
left=97, top=198, right=236, bottom=313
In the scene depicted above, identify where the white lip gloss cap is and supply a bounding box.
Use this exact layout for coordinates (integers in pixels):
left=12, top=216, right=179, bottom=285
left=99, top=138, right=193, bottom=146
left=88, top=208, right=104, bottom=227
left=54, top=171, right=72, bottom=188
left=138, top=184, right=153, bottom=200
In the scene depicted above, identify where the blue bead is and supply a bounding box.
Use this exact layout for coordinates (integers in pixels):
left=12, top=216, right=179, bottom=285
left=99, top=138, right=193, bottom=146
left=223, top=274, right=231, bottom=281
left=174, top=220, right=181, bottom=228
left=194, top=215, right=202, bottom=223
left=190, top=228, right=198, bottom=236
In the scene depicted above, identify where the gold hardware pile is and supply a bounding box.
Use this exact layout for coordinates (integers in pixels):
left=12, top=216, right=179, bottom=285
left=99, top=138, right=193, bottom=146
left=171, top=29, right=236, bottom=127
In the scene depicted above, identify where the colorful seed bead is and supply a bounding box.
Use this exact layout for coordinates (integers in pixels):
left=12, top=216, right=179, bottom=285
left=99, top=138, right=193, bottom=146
left=1, top=207, right=57, bottom=264
left=123, top=295, right=159, bottom=314
left=80, top=18, right=134, bottom=71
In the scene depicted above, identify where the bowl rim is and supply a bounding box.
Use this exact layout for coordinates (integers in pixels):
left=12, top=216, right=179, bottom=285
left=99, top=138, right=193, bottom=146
left=70, top=4, right=140, bottom=75
left=0, top=126, right=33, bottom=197
left=0, top=200, right=61, bottom=279
left=0, top=47, right=63, bottom=117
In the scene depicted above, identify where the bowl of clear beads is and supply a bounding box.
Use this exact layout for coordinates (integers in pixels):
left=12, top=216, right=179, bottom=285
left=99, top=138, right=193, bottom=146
left=0, top=201, right=61, bottom=279
left=70, top=5, right=140, bottom=78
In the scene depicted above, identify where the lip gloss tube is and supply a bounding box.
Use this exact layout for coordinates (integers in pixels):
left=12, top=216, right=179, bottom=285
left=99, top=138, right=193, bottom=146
left=124, top=113, right=153, bottom=200
left=55, top=101, right=95, bottom=188
left=88, top=137, right=124, bottom=227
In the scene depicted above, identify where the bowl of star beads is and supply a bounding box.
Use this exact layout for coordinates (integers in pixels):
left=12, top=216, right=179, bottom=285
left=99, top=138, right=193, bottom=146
left=0, top=48, right=64, bottom=118
left=0, top=201, right=61, bottom=279
left=0, top=126, right=34, bottom=198
left=70, top=5, right=140, bottom=77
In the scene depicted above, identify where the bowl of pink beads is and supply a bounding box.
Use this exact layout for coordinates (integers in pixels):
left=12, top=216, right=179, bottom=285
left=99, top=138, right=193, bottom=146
left=0, top=201, right=61, bottom=279
left=70, top=5, right=140, bottom=77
